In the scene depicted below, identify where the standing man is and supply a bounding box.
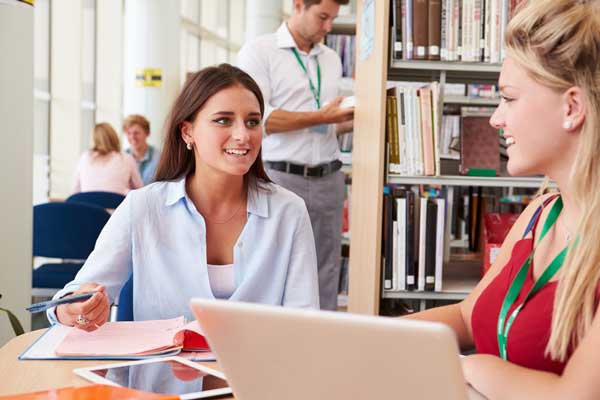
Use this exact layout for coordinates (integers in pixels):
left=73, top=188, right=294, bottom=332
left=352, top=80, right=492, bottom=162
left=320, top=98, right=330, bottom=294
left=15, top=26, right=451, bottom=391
left=123, top=114, right=160, bottom=185
left=238, top=0, right=353, bottom=310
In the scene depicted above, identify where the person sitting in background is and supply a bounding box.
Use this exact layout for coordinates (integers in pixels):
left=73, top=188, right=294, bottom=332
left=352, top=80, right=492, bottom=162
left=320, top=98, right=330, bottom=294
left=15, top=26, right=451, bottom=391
left=123, top=114, right=160, bottom=185
left=407, top=1, right=600, bottom=398
left=49, top=64, right=319, bottom=330
left=73, top=122, right=143, bottom=195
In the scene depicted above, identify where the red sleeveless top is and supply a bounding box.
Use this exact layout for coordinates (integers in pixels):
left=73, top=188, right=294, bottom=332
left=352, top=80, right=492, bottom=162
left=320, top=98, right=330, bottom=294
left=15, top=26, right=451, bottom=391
left=471, top=196, right=569, bottom=375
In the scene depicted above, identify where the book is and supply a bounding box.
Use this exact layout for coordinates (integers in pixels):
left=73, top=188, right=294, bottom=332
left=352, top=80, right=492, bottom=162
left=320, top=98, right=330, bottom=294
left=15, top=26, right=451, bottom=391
left=19, top=317, right=215, bottom=361
left=413, top=0, right=429, bottom=60
left=0, top=384, right=178, bottom=400
left=425, top=200, right=438, bottom=291
left=434, top=198, right=446, bottom=291
left=459, top=109, right=500, bottom=176
left=427, top=0, right=442, bottom=60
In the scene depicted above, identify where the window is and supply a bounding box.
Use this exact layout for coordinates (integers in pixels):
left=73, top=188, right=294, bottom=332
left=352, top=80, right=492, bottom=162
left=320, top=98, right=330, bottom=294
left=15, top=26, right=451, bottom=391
left=180, top=0, right=246, bottom=85
left=33, top=0, right=51, bottom=203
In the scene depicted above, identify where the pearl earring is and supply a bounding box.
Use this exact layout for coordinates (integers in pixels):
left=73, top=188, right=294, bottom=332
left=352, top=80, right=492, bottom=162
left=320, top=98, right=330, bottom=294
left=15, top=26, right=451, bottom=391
left=563, top=120, right=573, bottom=130
left=186, top=142, right=192, bottom=150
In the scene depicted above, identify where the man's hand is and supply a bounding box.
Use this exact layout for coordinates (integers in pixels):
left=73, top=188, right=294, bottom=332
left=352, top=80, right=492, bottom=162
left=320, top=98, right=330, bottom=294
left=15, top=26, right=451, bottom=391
left=318, top=96, right=354, bottom=124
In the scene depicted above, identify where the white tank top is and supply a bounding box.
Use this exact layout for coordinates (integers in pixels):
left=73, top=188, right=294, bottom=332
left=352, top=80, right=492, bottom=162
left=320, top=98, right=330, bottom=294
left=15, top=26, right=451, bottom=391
left=207, top=264, right=235, bottom=299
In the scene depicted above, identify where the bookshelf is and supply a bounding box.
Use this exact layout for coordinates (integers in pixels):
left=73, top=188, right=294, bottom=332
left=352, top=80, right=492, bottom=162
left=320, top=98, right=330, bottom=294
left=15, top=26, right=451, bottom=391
left=347, top=0, right=532, bottom=315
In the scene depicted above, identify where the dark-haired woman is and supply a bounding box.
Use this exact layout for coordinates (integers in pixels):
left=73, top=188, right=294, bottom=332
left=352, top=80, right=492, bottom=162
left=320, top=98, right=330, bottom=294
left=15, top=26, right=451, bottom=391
left=48, top=64, right=319, bottom=329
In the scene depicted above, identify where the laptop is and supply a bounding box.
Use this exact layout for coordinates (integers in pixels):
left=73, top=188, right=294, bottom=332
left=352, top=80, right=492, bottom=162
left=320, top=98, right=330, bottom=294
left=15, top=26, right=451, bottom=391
left=190, top=299, right=486, bottom=400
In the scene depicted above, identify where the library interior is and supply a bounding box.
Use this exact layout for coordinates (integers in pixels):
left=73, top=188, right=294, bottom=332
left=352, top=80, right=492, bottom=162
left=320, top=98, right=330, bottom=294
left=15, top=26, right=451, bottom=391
left=2, top=0, right=600, bottom=398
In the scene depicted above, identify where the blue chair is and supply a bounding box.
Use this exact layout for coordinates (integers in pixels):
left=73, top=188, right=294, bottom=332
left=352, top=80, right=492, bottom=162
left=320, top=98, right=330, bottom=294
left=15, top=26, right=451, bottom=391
left=32, top=202, right=111, bottom=296
left=116, top=274, right=134, bottom=321
left=66, top=191, right=125, bottom=210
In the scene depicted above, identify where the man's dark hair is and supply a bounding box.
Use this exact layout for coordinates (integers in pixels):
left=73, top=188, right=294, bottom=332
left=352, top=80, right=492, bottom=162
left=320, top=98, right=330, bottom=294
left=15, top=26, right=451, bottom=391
left=303, top=0, right=350, bottom=7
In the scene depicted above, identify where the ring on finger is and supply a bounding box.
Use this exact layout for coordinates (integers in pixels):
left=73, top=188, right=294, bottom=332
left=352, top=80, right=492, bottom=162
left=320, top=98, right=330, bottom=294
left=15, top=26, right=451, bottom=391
left=75, top=314, right=90, bottom=326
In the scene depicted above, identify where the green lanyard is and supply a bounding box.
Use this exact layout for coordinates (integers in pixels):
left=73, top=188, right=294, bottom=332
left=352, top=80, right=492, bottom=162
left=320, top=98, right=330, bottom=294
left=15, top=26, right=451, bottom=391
left=291, top=48, right=321, bottom=109
left=497, top=196, right=569, bottom=360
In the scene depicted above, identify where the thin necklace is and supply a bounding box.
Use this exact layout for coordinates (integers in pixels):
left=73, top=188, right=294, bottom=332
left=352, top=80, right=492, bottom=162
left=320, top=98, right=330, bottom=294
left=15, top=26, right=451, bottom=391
left=203, top=200, right=246, bottom=224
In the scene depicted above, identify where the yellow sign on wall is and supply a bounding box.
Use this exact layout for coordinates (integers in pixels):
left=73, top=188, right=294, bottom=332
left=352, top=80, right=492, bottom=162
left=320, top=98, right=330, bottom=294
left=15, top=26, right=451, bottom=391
left=135, top=68, right=162, bottom=87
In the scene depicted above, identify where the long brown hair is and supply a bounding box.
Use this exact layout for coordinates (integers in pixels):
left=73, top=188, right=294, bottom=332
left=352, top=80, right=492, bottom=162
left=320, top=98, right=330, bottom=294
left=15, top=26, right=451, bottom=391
left=155, top=64, right=271, bottom=187
left=505, top=0, right=600, bottom=361
left=91, top=123, right=121, bottom=155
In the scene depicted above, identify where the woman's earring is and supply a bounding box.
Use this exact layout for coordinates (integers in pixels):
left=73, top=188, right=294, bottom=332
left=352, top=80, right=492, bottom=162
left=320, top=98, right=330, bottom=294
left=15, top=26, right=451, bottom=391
left=563, top=120, right=573, bottom=130
left=186, top=142, right=192, bottom=150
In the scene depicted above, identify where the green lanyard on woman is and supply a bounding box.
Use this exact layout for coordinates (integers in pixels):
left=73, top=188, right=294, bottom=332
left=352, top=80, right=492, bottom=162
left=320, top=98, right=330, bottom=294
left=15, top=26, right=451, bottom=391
left=497, top=196, right=570, bottom=360
left=291, top=48, right=321, bottom=109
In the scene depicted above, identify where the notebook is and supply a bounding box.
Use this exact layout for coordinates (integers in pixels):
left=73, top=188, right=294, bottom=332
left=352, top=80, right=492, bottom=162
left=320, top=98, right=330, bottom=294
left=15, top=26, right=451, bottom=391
left=0, top=384, right=178, bottom=400
left=18, top=317, right=215, bottom=361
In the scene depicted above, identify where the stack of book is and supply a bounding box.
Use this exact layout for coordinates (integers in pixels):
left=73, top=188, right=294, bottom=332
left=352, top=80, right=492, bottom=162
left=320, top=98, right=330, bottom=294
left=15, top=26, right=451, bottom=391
left=386, top=81, right=441, bottom=176
left=382, top=186, right=446, bottom=293
left=325, top=34, right=356, bottom=78
left=390, top=0, right=526, bottom=63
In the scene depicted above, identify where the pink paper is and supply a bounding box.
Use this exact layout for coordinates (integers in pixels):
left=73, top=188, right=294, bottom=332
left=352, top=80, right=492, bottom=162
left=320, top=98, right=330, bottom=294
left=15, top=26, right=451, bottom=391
left=55, top=316, right=186, bottom=356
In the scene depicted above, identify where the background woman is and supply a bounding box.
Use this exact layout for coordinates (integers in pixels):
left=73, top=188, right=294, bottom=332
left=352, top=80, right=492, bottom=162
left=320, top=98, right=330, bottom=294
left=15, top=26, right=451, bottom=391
left=73, top=122, right=143, bottom=195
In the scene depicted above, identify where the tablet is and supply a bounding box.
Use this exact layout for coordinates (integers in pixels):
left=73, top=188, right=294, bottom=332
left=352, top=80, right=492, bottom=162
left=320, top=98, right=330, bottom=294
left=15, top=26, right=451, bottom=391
left=74, top=356, right=232, bottom=399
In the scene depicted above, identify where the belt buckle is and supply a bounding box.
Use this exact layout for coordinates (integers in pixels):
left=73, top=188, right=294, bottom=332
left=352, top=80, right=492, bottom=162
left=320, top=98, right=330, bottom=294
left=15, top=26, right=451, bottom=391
left=303, top=165, right=310, bottom=178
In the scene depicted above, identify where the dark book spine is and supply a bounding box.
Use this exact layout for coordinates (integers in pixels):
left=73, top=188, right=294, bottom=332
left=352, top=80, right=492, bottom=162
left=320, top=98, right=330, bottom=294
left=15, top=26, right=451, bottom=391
left=383, top=191, right=394, bottom=290
left=425, top=200, right=438, bottom=291
left=413, top=0, right=429, bottom=60
left=406, top=191, right=417, bottom=290
left=428, top=0, right=442, bottom=60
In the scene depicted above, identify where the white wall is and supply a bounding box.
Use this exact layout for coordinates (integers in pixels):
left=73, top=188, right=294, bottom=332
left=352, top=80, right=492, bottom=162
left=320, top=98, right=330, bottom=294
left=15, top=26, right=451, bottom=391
left=0, top=1, right=33, bottom=345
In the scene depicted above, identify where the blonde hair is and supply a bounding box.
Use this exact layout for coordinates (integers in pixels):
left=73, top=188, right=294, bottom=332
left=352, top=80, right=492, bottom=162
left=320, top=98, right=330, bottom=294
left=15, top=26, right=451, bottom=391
left=91, top=123, right=121, bottom=155
left=122, top=114, right=150, bottom=134
left=505, top=0, right=600, bottom=361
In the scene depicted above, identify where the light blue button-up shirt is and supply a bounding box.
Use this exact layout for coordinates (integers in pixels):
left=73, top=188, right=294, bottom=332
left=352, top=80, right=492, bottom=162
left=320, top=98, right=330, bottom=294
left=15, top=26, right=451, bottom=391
left=126, top=144, right=160, bottom=185
left=48, top=177, right=319, bottom=324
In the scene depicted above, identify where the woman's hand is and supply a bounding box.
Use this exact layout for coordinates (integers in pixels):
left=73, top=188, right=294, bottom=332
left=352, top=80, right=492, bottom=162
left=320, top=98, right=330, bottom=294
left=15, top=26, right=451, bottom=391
left=56, top=283, right=110, bottom=331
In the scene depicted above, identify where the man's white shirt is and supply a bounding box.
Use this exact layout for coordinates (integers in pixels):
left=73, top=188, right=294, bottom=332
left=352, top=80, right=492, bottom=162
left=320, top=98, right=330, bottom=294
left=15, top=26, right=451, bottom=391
left=237, top=22, right=342, bottom=166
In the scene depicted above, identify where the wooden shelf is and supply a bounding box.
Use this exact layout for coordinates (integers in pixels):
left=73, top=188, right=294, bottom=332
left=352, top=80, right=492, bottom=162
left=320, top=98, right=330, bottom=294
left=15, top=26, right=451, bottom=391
left=390, top=60, right=501, bottom=73
left=387, top=174, right=547, bottom=188
left=443, top=95, right=500, bottom=106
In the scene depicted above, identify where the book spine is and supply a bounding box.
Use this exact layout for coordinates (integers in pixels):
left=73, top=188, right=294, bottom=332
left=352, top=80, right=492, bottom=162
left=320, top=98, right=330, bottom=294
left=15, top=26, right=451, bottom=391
left=428, top=0, right=442, bottom=60
left=397, top=197, right=407, bottom=291
left=440, top=0, right=448, bottom=60
left=406, top=191, right=417, bottom=290
left=406, top=0, right=414, bottom=59
left=419, top=88, right=435, bottom=176
left=435, top=198, right=446, bottom=291
left=383, top=191, right=393, bottom=290
left=413, top=0, right=429, bottom=60
left=417, top=197, right=428, bottom=291
left=425, top=200, right=437, bottom=291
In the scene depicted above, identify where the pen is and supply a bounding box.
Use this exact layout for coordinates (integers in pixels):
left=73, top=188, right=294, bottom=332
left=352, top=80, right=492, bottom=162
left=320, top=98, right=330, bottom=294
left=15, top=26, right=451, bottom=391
left=26, top=292, right=97, bottom=313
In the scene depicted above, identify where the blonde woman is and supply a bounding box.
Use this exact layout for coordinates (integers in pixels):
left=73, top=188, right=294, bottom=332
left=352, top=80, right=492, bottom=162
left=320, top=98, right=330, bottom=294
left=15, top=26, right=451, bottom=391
left=73, top=123, right=143, bottom=195
left=407, top=1, right=600, bottom=398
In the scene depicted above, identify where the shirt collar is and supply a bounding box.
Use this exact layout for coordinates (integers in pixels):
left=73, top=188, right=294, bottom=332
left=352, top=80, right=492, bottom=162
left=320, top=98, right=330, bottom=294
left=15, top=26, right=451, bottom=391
left=126, top=145, right=152, bottom=163
left=164, top=176, right=270, bottom=218
left=276, top=22, right=324, bottom=56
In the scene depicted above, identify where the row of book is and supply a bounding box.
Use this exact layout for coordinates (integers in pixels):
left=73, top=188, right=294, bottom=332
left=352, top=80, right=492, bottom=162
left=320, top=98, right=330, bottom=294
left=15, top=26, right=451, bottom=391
left=383, top=186, right=446, bottom=292
left=386, top=81, right=441, bottom=176
left=325, top=34, right=355, bottom=78
left=390, top=0, right=525, bottom=63
left=386, top=83, right=501, bottom=176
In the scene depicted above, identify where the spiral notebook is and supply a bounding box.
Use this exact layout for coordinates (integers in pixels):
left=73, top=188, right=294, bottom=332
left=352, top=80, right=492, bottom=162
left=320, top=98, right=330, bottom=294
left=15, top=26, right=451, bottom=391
left=18, top=317, right=215, bottom=361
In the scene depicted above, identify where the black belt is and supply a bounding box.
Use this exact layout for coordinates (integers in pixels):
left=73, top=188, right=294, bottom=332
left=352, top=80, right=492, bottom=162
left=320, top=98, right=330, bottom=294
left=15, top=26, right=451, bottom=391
left=265, top=160, right=342, bottom=178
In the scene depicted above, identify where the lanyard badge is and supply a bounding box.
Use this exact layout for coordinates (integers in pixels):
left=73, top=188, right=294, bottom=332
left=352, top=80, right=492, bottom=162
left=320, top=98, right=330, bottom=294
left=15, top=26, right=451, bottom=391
left=291, top=48, right=321, bottom=109
left=496, top=196, right=570, bottom=360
